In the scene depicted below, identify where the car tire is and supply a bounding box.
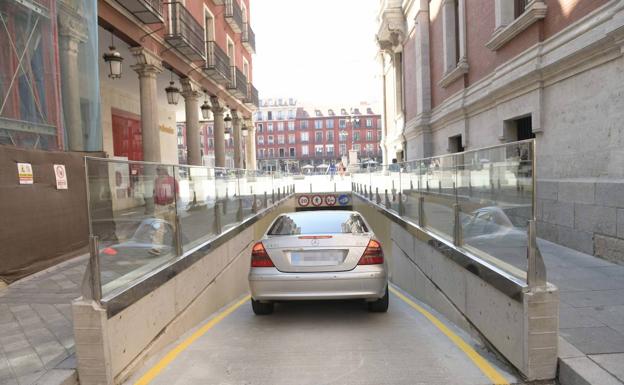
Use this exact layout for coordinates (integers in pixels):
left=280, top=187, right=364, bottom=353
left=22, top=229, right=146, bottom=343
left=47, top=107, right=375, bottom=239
left=368, top=286, right=389, bottom=313
left=251, top=298, right=274, bottom=315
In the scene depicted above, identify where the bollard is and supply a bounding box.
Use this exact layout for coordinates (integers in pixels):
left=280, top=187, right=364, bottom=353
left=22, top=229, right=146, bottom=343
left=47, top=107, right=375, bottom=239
left=222, top=197, right=227, bottom=214
left=272, top=189, right=275, bottom=204
left=410, top=180, right=414, bottom=191
left=384, top=189, right=391, bottom=209
left=264, top=192, right=268, bottom=208
left=376, top=187, right=381, bottom=204
left=225, top=186, right=229, bottom=199
left=214, top=202, right=222, bottom=234
left=398, top=192, right=405, bottom=216
left=453, top=203, right=463, bottom=247
left=469, top=181, right=472, bottom=196
left=418, top=196, right=425, bottom=227
left=364, top=185, right=367, bottom=196
left=438, top=180, right=442, bottom=193
left=252, top=194, right=258, bottom=213
left=368, top=185, right=373, bottom=200
left=250, top=186, right=253, bottom=195
left=237, top=197, right=244, bottom=221
left=426, top=180, right=430, bottom=191
left=278, top=187, right=281, bottom=201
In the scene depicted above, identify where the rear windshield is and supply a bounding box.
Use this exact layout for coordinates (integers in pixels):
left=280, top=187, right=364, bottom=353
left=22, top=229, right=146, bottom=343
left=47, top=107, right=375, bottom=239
left=268, top=212, right=369, bottom=235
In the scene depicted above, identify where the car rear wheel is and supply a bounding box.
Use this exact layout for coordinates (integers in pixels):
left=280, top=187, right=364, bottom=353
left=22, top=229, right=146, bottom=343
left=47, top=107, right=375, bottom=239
left=368, top=286, right=389, bottom=313
left=251, top=298, right=274, bottom=315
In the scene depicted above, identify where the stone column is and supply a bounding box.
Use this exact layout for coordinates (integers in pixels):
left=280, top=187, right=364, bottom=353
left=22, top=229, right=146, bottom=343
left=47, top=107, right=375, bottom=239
left=245, top=124, right=257, bottom=170
left=180, top=79, right=202, bottom=166
left=231, top=110, right=243, bottom=169
left=211, top=96, right=226, bottom=168
left=130, top=47, right=163, bottom=162
left=57, top=6, right=87, bottom=151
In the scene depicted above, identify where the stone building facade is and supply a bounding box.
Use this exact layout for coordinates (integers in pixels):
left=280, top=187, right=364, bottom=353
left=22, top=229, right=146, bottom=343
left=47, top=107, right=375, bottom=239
left=377, top=0, right=624, bottom=261
left=1, top=0, right=259, bottom=168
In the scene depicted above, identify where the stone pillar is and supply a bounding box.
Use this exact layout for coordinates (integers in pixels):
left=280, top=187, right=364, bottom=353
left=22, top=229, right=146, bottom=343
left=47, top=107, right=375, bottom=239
left=57, top=6, right=87, bottom=151
left=180, top=79, right=202, bottom=166
left=130, top=47, right=163, bottom=162
left=231, top=110, right=243, bottom=169
left=211, top=96, right=226, bottom=168
left=245, top=124, right=257, bottom=170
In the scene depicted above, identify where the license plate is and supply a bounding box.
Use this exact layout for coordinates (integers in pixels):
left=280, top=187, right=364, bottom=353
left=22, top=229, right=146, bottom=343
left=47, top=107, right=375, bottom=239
left=290, top=250, right=344, bottom=266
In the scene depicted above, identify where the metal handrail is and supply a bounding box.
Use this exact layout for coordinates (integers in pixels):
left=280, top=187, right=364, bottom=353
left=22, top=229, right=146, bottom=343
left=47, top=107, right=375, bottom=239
left=225, top=0, right=243, bottom=30
left=242, top=22, right=256, bottom=51
left=165, top=2, right=205, bottom=60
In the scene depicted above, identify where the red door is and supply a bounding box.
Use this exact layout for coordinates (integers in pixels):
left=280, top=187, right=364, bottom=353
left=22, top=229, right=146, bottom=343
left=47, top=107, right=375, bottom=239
left=112, top=109, right=142, bottom=161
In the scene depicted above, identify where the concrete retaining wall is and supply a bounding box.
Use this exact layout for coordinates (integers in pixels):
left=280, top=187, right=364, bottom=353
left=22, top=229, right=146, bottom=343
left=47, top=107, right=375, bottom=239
left=72, top=198, right=295, bottom=385
left=354, top=197, right=559, bottom=381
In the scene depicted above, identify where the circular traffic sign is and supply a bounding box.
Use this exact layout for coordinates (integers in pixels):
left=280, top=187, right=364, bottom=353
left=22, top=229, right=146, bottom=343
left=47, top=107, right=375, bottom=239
left=338, top=194, right=350, bottom=206
left=325, top=195, right=336, bottom=206
left=311, top=195, right=323, bottom=207
left=54, top=165, right=65, bottom=179
left=298, top=195, right=310, bottom=206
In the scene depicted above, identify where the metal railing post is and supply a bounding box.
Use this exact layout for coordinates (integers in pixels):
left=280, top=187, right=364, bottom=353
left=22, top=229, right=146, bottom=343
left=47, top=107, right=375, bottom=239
left=453, top=203, right=463, bottom=247
left=271, top=189, right=275, bottom=204
left=368, top=185, right=373, bottom=200
left=385, top=189, right=390, bottom=209
left=376, top=187, right=381, bottom=204
left=236, top=197, right=243, bottom=221
left=527, top=220, right=547, bottom=288
left=214, top=202, right=222, bottom=234
left=252, top=194, right=258, bottom=213
left=418, top=196, right=425, bottom=227
left=264, top=191, right=268, bottom=208
left=82, top=235, right=102, bottom=302
left=174, top=214, right=183, bottom=257
left=398, top=192, right=405, bottom=216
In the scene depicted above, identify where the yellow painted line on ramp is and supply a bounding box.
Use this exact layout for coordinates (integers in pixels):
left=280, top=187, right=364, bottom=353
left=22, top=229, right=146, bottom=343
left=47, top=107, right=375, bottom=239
left=390, top=286, right=509, bottom=385
left=133, top=295, right=251, bottom=385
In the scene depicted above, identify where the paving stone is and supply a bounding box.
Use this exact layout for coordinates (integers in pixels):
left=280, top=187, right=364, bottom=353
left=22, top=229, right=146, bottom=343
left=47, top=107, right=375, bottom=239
left=559, top=356, right=623, bottom=385
left=560, top=326, right=624, bottom=354
left=542, top=200, right=575, bottom=227
left=558, top=226, right=594, bottom=255
left=589, top=353, right=624, bottom=382
left=576, top=305, right=624, bottom=328
left=561, top=289, right=624, bottom=308
left=595, top=234, right=624, bottom=265
left=575, top=204, right=617, bottom=236
left=5, top=348, right=43, bottom=377
left=559, top=181, right=595, bottom=204
left=595, top=182, right=624, bottom=208
left=560, top=307, right=605, bottom=329
left=618, top=209, right=624, bottom=239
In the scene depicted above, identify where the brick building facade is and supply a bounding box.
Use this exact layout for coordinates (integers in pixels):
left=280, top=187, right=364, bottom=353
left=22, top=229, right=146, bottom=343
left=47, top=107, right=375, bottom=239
left=377, top=0, right=624, bottom=260
left=254, top=98, right=383, bottom=172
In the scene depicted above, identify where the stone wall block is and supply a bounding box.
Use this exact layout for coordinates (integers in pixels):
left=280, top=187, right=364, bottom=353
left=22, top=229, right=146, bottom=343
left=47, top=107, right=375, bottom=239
left=594, top=234, right=624, bottom=264
left=558, top=181, right=595, bottom=204
left=537, top=180, right=558, bottom=200
left=595, top=182, right=624, bottom=208
left=617, top=209, right=624, bottom=239
left=536, top=221, right=558, bottom=243
left=574, top=204, right=617, bottom=236
left=541, top=201, right=574, bottom=228
left=557, top=226, right=594, bottom=255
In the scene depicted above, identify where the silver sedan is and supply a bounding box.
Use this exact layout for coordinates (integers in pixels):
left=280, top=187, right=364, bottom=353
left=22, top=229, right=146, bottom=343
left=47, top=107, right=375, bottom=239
left=248, top=210, right=388, bottom=314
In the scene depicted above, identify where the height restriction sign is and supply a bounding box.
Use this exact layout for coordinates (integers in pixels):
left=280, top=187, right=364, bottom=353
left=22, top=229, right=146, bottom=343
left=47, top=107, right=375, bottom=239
left=298, top=195, right=310, bottom=206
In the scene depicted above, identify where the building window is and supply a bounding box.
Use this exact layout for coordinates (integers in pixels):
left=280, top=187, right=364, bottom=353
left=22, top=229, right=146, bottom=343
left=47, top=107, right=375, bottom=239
left=289, top=147, right=296, bottom=157
left=354, top=144, right=361, bottom=153
left=315, top=132, right=323, bottom=142
left=300, top=120, right=308, bottom=129
left=288, top=109, right=295, bottom=119
left=354, top=131, right=360, bottom=142
left=279, top=148, right=285, bottom=157
left=268, top=148, right=274, bottom=158
left=300, top=132, right=309, bottom=142
left=268, top=135, right=274, bottom=144
left=267, top=111, right=273, bottom=120
left=257, top=123, right=263, bottom=132
left=288, top=121, right=295, bottom=130
left=277, top=122, right=284, bottom=131
left=315, top=120, right=323, bottom=129
left=301, top=145, right=309, bottom=156
left=326, top=131, right=334, bottom=142
left=277, top=110, right=284, bottom=120
left=315, top=145, right=323, bottom=155
left=256, top=111, right=264, bottom=121
left=354, top=119, right=361, bottom=128
left=208, top=125, right=214, bottom=135
left=208, top=138, right=214, bottom=148
left=267, top=123, right=273, bottom=132
left=288, top=134, right=295, bottom=144
left=366, top=131, right=373, bottom=141
left=326, top=119, right=334, bottom=129
left=326, top=144, right=334, bottom=155
left=278, top=135, right=285, bottom=144
left=439, top=0, right=468, bottom=85
left=258, top=136, right=264, bottom=144
left=377, top=130, right=382, bottom=140
left=339, top=119, right=346, bottom=128
left=339, top=144, right=347, bottom=155
left=515, top=0, right=528, bottom=18
left=366, top=118, right=372, bottom=128
left=366, top=143, right=373, bottom=154
left=448, top=135, right=464, bottom=153
left=503, top=115, right=535, bottom=142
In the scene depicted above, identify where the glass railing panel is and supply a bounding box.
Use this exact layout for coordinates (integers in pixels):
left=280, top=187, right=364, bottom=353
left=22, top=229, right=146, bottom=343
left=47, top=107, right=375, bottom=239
left=400, top=160, right=426, bottom=223
left=86, top=158, right=179, bottom=297
left=175, top=165, right=217, bottom=252
left=215, top=169, right=242, bottom=232
left=421, top=155, right=456, bottom=241
left=458, top=141, right=533, bottom=280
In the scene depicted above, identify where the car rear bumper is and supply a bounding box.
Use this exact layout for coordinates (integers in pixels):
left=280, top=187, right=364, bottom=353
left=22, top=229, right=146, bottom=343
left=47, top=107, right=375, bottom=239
left=248, top=265, right=387, bottom=301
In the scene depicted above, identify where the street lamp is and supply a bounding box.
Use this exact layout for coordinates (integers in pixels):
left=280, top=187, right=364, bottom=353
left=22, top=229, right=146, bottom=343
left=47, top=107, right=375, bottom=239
left=165, top=70, right=180, bottom=105
left=102, top=31, right=123, bottom=79
left=200, top=91, right=211, bottom=120
left=224, top=113, right=232, bottom=141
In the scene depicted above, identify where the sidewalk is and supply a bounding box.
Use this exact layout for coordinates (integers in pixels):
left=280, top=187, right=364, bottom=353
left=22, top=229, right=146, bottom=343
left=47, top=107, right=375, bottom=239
left=0, top=256, right=87, bottom=385
left=0, top=237, right=623, bottom=384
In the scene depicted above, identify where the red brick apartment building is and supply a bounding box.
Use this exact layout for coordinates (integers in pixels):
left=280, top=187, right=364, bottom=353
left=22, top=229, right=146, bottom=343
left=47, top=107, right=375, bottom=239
left=377, top=0, right=624, bottom=259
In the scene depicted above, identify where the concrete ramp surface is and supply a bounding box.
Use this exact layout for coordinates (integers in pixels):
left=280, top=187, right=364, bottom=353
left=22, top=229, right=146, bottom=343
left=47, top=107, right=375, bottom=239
left=125, top=288, right=518, bottom=385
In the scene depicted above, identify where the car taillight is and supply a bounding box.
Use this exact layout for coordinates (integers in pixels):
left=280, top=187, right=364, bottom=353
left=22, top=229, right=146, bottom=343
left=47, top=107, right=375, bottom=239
left=251, top=242, right=274, bottom=267
left=358, top=239, right=384, bottom=265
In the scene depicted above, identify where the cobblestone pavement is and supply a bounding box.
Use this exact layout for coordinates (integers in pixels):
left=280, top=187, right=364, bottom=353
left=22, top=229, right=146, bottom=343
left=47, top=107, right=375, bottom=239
left=0, top=256, right=86, bottom=385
